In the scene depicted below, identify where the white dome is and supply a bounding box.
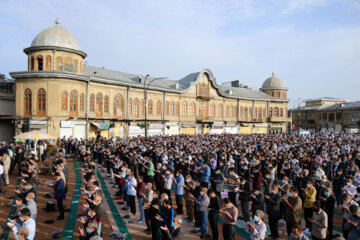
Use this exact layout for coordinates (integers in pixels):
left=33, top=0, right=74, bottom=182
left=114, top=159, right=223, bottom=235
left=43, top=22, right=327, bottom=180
left=31, top=22, right=80, bottom=51
left=262, top=73, right=287, bottom=90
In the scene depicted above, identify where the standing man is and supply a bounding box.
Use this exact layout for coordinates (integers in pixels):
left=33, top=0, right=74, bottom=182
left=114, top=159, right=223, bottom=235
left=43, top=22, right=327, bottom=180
left=227, top=168, right=240, bottom=207
left=302, top=180, right=316, bottom=229
left=193, top=187, right=210, bottom=238
left=219, top=198, right=238, bottom=240
left=320, top=187, right=335, bottom=240
left=247, top=210, right=267, bottom=240
left=3, top=152, right=11, bottom=185
left=52, top=172, right=65, bottom=220
left=127, top=172, right=137, bottom=217
left=208, top=189, right=221, bottom=240
left=200, top=161, right=211, bottom=188
left=283, top=187, right=303, bottom=235
left=239, top=177, right=251, bottom=222
left=309, top=201, right=328, bottom=240
left=173, top=170, right=184, bottom=215
left=136, top=176, right=146, bottom=223
left=213, top=167, right=225, bottom=197
left=265, top=185, right=282, bottom=239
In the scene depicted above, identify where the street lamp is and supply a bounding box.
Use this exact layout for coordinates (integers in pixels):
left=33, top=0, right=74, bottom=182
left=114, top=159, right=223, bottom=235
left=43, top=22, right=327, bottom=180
left=143, top=75, right=167, bottom=140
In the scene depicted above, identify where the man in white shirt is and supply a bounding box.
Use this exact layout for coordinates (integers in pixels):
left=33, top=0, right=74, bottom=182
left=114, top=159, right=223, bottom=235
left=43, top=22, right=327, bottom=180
left=343, top=179, right=357, bottom=197
left=247, top=210, right=267, bottom=240
left=9, top=208, right=36, bottom=240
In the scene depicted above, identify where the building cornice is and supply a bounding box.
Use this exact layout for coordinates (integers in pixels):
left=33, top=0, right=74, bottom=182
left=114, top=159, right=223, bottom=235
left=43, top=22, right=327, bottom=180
left=23, top=46, right=87, bottom=58
left=10, top=70, right=288, bottom=103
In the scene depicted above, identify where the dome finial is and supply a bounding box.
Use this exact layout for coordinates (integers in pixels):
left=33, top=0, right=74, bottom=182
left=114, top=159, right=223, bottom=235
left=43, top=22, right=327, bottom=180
left=272, top=72, right=274, bottom=77
left=55, top=17, right=61, bottom=26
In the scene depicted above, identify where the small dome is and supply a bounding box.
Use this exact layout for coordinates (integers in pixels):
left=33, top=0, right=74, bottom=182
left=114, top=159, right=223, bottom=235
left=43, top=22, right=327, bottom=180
left=31, top=19, right=80, bottom=51
left=261, top=72, right=287, bottom=90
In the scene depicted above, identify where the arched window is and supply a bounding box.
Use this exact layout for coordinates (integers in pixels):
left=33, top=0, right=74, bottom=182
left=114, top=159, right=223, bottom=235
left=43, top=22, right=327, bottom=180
left=274, top=107, right=279, bottom=117
left=165, top=101, right=169, bottom=115
left=190, top=102, right=195, bottom=116
left=156, top=100, right=161, bottom=115
left=134, top=98, right=139, bottom=117
left=114, top=94, right=124, bottom=118
left=128, top=98, right=133, bottom=114
left=249, top=107, right=253, bottom=119
left=56, top=57, right=62, bottom=71
left=229, top=105, right=233, bottom=117
left=175, top=103, right=179, bottom=116
left=269, top=108, right=273, bottom=117
left=61, top=91, right=68, bottom=111
left=80, top=93, right=85, bottom=112
left=280, top=108, right=284, bottom=117
left=140, top=99, right=144, bottom=116
left=277, top=92, right=281, bottom=98
left=218, top=104, right=223, bottom=117
left=36, top=55, right=43, bottom=71
left=70, top=90, right=78, bottom=116
left=37, top=88, right=46, bottom=115
left=254, top=107, right=258, bottom=120
left=233, top=106, right=237, bottom=118
left=90, top=94, right=95, bottom=112
left=329, top=113, right=335, bottom=122
left=336, top=112, right=342, bottom=121
left=240, top=106, right=243, bottom=119
left=74, top=59, right=78, bottom=73
left=148, top=100, right=153, bottom=115
left=170, top=102, right=175, bottom=116
left=104, top=95, right=109, bottom=113
left=210, top=104, right=215, bottom=117
left=244, top=106, right=248, bottom=120
left=64, top=57, right=73, bottom=72
left=225, top=105, right=229, bottom=117
left=182, top=102, right=187, bottom=116
left=24, top=89, right=32, bottom=116
left=45, top=55, right=52, bottom=71
left=96, top=93, right=103, bottom=117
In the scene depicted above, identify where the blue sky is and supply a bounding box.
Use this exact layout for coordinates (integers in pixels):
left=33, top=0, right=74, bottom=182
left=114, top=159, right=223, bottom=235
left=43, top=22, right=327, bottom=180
left=0, top=0, right=359, bottom=105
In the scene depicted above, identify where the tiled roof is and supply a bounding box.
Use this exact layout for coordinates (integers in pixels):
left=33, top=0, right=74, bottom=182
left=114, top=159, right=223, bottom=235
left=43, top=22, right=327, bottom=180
left=320, top=101, right=360, bottom=111
left=82, top=65, right=283, bottom=101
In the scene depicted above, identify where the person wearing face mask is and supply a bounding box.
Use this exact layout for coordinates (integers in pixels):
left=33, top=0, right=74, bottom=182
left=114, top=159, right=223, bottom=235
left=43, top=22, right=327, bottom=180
left=8, top=208, right=36, bottom=240
left=163, top=169, right=173, bottom=205
left=184, top=176, right=195, bottom=224
left=334, top=168, right=345, bottom=206
left=192, top=187, right=210, bottom=238
left=301, top=180, right=316, bottom=229
left=344, top=204, right=360, bottom=240
left=227, top=168, right=240, bottom=207
left=319, top=188, right=335, bottom=240
left=264, top=185, right=282, bottom=239
left=246, top=210, right=266, bottom=240
left=208, top=189, right=221, bottom=240
left=308, top=201, right=328, bottom=240
left=79, top=220, right=102, bottom=240
left=212, top=168, right=225, bottom=197
left=219, top=198, right=238, bottom=240
left=251, top=189, right=265, bottom=217
left=343, top=178, right=357, bottom=198
left=341, top=193, right=359, bottom=239
left=173, top=170, right=184, bottom=215
left=15, top=179, right=36, bottom=205
left=160, top=215, right=184, bottom=240
left=15, top=192, right=37, bottom=221
left=283, top=187, right=303, bottom=236
left=52, top=172, right=65, bottom=220
left=288, top=224, right=309, bottom=240
left=238, top=177, right=251, bottom=222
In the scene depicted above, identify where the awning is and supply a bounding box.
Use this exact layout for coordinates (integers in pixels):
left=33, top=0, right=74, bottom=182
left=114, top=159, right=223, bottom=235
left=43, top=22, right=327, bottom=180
left=91, top=122, right=110, bottom=130
left=241, top=123, right=250, bottom=127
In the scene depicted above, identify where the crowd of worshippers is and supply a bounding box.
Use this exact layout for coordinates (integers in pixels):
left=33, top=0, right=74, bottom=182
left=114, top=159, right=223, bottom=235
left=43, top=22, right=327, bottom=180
left=66, top=132, right=360, bottom=240
left=0, top=141, right=69, bottom=240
